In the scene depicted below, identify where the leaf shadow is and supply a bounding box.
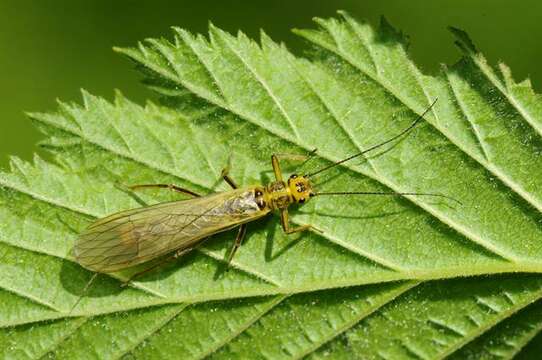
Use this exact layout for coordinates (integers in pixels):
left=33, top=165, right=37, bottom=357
left=212, top=216, right=274, bottom=279
left=263, top=215, right=317, bottom=262
left=60, top=246, right=200, bottom=299
left=59, top=258, right=124, bottom=298
left=128, top=250, right=201, bottom=283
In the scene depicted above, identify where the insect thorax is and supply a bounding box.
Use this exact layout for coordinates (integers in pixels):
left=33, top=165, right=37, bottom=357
left=220, top=190, right=262, bottom=216
left=266, top=181, right=292, bottom=209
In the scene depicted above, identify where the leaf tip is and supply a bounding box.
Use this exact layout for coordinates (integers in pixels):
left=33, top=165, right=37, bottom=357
left=336, top=9, right=349, bottom=18
left=312, top=16, right=328, bottom=28
left=112, top=46, right=125, bottom=54
left=259, top=29, right=278, bottom=50
left=24, top=111, right=39, bottom=120
left=448, top=26, right=478, bottom=54
left=207, top=21, right=226, bottom=41
left=208, top=20, right=219, bottom=33
left=378, top=16, right=409, bottom=47
left=113, top=89, right=127, bottom=105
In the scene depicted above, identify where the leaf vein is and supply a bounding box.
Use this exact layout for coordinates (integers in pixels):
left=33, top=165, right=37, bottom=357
left=297, top=282, right=419, bottom=359
left=445, top=72, right=491, bottom=161
left=216, top=31, right=302, bottom=140
left=38, top=318, right=89, bottom=359
left=467, top=51, right=542, bottom=139
left=115, top=304, right=189, bottom=360
left=200, top=295, right=287, bottom=359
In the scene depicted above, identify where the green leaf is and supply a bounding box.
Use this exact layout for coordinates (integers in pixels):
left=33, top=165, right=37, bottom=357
left=449, top=293, right=542, bottom=359
left=308, top=275, right=542, bottom=359
left=2, top=12, right=542, bottom=359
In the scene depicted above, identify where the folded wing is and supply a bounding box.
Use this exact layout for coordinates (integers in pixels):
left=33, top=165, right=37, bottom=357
left=74, top=188, right=268, bottom=272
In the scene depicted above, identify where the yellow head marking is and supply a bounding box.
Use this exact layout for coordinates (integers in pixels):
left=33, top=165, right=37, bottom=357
left=287, top=174, right=315, bottom=204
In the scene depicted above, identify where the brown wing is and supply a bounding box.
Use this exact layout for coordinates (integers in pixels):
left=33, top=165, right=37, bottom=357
left=74, top=188, right=269, bottom=272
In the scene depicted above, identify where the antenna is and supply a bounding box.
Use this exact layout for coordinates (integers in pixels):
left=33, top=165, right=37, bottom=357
left=314, top=190, right=462, bottom=205
left=307, top=98, right=438, bottom=178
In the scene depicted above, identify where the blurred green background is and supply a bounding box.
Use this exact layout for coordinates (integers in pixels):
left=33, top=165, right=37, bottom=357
left=1, top=0, right=541, bottom=167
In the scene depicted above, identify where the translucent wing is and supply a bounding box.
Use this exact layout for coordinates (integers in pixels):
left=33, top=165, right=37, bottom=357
left=74, top=188, right=269, bottom=272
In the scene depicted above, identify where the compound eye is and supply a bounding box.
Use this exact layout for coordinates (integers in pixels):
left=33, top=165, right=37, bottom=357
left=298, top=198, right=305, bottom=204
left=290, top=174, right=298, bottom=179
left=255, top=190, right=263, bottom=197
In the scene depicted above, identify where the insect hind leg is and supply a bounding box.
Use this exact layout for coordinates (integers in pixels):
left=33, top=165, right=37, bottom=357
left=226, top=224, right=247, bottom=267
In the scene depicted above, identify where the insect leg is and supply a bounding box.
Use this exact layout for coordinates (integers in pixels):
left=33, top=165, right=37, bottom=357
left=121, top=247, right=195, bottom=287
left=220, top=167, right=238, bottom=189
left=218, top=164, right=246, bottom=267
left=272, top=150, right=317, bottom=182
left=129, top=184, right=201, bottom=197
left=271, top=154, right=285, bottom=182
left=279, top=208, right=322, bottom=234
left=226, top=224, right=247, bottom=266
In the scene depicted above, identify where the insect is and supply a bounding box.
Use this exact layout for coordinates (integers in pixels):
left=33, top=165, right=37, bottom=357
left=74, top=99, right=453, bottom=280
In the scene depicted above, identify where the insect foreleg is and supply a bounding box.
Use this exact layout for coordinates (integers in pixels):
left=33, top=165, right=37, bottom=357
left=226, top=224, right=247, bottom=266
left=279, top=208, right=323, bottom=234
left=271, top=150, right=317, bottom=182
left=271, top=154, right=285, bottom=182
left=129, top=184, right=201, bottom=197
